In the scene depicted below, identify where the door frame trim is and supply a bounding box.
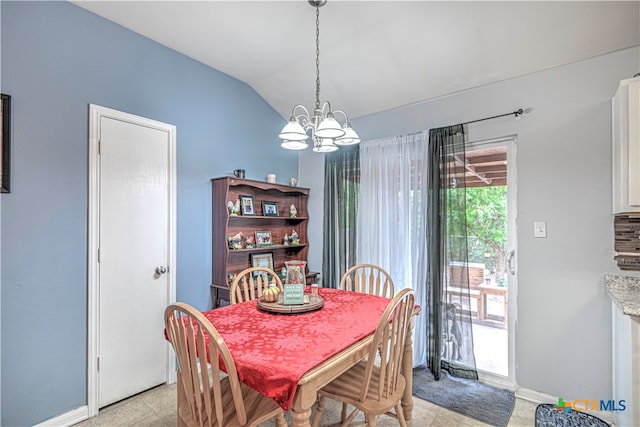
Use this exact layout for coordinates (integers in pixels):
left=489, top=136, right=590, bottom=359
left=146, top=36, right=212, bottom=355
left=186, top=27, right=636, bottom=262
left=87, top=104, right=177, bottom=416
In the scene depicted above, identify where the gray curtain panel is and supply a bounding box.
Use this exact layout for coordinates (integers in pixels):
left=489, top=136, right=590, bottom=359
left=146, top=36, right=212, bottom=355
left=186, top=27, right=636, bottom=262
left=323, top=147, right=360, bottom=288
left=427, top=125, right=478, bottom=380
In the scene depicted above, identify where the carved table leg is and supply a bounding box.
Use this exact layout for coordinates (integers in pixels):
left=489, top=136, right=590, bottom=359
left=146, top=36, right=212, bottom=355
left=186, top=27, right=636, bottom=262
left=290, top=407, right=312, bottom=427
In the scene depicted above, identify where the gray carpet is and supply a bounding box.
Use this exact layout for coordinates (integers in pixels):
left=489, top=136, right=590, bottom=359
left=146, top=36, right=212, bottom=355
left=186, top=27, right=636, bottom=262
left=412, top=367, right=515, bottom=426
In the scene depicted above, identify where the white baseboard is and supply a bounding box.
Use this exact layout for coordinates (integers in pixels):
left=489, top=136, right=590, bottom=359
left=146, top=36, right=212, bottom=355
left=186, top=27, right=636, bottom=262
left=478, top=371, right=517, bottom=391
left=33, top=405, right=88, bottom=427
left=514, top=386, right=557, bottom=404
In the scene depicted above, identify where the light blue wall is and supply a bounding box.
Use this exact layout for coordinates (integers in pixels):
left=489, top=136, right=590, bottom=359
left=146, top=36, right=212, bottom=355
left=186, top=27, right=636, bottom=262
left=0, top=2, right=296, bottom=425
left=301, top=46, right=640, bottom=404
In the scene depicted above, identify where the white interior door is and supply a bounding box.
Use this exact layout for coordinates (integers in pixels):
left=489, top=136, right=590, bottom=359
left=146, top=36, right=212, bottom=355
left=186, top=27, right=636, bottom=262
left=87, top=105, right=176, bottom=411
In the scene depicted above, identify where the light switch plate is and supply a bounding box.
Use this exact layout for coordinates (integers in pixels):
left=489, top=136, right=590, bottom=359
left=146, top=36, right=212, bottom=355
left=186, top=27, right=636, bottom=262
left=534, top=221, right=547, bottom=238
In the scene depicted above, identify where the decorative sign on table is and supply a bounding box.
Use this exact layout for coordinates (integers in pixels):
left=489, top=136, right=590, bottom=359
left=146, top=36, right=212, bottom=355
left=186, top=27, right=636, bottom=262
left=283, top=283, right=305, bottom=305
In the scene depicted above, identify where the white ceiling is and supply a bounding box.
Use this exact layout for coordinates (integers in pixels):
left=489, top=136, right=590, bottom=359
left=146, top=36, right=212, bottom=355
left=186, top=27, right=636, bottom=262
left=72, top=1, right=640, bottom=120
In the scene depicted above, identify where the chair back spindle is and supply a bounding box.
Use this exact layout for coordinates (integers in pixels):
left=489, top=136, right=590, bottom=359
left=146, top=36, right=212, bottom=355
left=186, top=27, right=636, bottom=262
left=230, top=267, right=283, bottom=304
left=362, top=288, right=415, bottom=402
left=340, top=263, right=395, bottom=298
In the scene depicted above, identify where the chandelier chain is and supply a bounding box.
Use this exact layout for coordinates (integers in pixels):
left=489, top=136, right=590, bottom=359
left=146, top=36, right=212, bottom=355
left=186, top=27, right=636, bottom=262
left=315, top=5, right=321, bottom=111
left=278, top=0, right=360, bottom=152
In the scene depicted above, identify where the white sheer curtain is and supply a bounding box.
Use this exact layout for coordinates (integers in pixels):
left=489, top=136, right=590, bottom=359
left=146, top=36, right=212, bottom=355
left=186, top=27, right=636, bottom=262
left=357, top=132, right=429, bottom=366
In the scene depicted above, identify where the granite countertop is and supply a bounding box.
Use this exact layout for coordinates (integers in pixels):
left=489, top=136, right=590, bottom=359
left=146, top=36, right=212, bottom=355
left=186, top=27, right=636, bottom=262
left=605, top=274, right=640, bottom=317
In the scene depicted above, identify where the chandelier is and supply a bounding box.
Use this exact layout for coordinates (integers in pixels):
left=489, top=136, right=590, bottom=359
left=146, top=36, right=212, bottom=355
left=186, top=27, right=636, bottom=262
left=278, top=0, right=360, bottom=153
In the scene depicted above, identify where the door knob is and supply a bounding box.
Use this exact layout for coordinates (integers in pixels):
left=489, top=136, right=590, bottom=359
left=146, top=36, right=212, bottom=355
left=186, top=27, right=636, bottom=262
left=155, top=266, right=167, bottom=275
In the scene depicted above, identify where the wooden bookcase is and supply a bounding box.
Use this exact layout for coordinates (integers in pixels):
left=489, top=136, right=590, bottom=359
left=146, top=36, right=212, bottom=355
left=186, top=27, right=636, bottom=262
left=211, top=177, right=316, bottom=307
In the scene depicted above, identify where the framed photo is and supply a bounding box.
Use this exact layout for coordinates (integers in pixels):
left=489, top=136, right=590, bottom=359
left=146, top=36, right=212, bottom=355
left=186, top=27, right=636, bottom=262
left=262, top=200, right=279, bottom=216
left=1, top=94, right=11, bottom=193
left=240, top=195, right=255, bottom=215
left=250, top=252, right=275, bottom=278
left=255, top=230, right=273, bottom=247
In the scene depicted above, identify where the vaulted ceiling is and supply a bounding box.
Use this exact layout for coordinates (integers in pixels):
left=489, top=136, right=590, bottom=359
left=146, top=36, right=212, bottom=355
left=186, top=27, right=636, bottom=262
left=72, top=1, right=640, bottom=122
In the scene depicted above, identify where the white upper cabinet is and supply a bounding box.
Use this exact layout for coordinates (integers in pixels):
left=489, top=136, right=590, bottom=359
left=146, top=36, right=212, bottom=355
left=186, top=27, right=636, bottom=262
left=613, top=76, right=640, bottom=214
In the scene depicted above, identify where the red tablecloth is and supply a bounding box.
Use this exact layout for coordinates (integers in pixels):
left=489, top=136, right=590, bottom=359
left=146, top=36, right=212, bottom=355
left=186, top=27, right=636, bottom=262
left=201, top=287, right=391, bottom=410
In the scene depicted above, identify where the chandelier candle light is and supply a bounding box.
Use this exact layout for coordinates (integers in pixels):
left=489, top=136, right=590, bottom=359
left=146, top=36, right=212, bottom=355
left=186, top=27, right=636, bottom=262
left=278, top=0, right=361, bottom=153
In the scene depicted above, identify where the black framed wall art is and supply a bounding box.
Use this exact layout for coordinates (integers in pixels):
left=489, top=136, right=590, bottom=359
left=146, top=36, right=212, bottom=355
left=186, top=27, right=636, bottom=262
left=1, top=93, right=11, bottom=193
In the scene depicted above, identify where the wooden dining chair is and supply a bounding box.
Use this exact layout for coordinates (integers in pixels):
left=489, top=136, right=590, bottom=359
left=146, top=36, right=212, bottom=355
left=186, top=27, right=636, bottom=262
left=311, top=288, right=416, bottom=427
left=339, top=264, right=395, bottom=298
left=337, top=263, right=396, bottom=420
left=229, top=267, right=283, bottom=304
left=164, top=302, right=287, bottom=427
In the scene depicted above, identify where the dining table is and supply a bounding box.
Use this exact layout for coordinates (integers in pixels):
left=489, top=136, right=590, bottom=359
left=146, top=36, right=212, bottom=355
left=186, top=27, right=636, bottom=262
left=174, top=287, right=420, bottom=427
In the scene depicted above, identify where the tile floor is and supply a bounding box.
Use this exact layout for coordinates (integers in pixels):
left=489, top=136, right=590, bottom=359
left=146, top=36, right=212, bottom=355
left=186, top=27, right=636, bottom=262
left=73, top=382, right=538, bottom=426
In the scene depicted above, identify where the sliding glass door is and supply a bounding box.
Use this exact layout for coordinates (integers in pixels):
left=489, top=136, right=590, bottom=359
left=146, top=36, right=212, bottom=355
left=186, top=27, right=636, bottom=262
left=445, top=136, right=516, bottom=386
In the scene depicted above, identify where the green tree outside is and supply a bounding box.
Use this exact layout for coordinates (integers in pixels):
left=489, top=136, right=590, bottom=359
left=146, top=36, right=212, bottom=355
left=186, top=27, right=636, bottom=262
left=465, top=186, right=507, bottom=283
left=446, top=185, right=508, bottom=284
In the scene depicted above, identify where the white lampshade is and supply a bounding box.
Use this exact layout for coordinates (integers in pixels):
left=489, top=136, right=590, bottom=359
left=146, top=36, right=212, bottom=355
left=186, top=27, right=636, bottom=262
left=281, top=140, right=310, bottom=150
left=279, top=118, right=309, bottom=141
left=312, top=138, right=339, bottom=153
left=315, top=116, right=346, bottom=139
left=334, top=123, right=361, bottom=145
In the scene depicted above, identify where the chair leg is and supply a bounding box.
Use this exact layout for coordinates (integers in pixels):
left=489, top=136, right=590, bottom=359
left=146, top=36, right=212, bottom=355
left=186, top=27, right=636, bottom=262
left=341, top=402, right=348, bottom=422
left=394, top=402, right=407, bottom=427
left=276, top=411, right=287, bottom=427
left=311, top=395, right=326, bottom=427
left=341, top=407, right=360, bottom=427
left=368, top=414, right=377, bottom=427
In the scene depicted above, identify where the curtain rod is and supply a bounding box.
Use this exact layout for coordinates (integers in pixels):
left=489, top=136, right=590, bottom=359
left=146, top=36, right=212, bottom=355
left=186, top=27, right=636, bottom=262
left=459, top=108, right=523, bottom=126
left=380, top=108, right=524, bottom=142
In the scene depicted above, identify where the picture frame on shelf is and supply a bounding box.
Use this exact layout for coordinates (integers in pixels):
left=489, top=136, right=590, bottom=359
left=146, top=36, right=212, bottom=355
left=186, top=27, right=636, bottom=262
left=262, top=200, right=279, bottom=216
left=255, top=230, right=272, bottom=247
left=250, top=251, right=275, bottom=278
left=240, top=195, right=255, bottom=215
